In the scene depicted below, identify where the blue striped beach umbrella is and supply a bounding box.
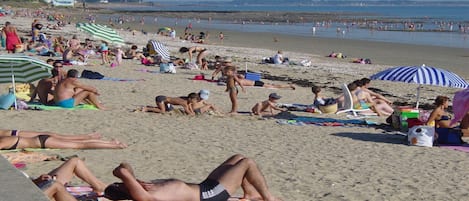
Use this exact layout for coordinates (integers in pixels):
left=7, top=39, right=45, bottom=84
left=148, top=40, right=170, bottom=61
left=0, top=55, right=53, bottom=109
left=370, top=64, right=469, bottom=108
left=76, top=23, right=125, bottom=45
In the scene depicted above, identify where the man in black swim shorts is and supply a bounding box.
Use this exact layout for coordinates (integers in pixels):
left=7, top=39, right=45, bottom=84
left=105, top=154, right=281, bottom=201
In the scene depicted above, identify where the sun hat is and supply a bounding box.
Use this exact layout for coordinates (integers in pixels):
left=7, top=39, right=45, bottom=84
left=199, top=89, right=210, bottom=100
left=269, top=93, right=281, bottom=99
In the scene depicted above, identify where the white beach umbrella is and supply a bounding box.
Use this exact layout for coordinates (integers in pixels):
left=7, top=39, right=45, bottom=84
left=76, top=23, right=125, bottom=45
left=370, top=64, right=469, bottom=108
left=0, top=55, right=53, bottom=109
left=148, top=40, right=170, bottom=61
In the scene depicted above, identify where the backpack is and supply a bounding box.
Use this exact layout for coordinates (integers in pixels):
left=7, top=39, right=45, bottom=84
left=81, top=70, right=104, bottom=80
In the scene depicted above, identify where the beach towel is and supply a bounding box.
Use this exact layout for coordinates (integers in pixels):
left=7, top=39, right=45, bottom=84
left=27, top=103, right=98, bottom=110
left=440, top=144, right=469, bottom=153
left=277, top=117, right=376, bottom=127
left=1, top=151, right=59, bottom=165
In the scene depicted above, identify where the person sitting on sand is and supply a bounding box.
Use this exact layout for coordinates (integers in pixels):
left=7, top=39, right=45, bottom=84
left=251, top=93, right=287, bottom=118
left=104, top=154, right=281, bottom=201
left=0, top=133, right=127, bottom=150
left=273, top=50, right=288, bottom=65
left=359, top=78, right=392, bottom=105
left=187, top=90, right=220, bottom=115
left=31, top=157, right=107, bottom=201
left=63, top=48, right=85, bottom=64
left=179, top=46, right=208, bottom=69
left=426, top=96, right=456, bottom=128
left=29, top=65, right=61, bottom=105
left=67, top=35, right=81, bottom=51
left=54, top=69, right=106, bottom=110
left=139, top=95, right=191, bottom=114
left=353, top=79, right=393, bottom=116
left=236, top=75, right=296, bottom=90
left=0, top=129, right=101, bottom=140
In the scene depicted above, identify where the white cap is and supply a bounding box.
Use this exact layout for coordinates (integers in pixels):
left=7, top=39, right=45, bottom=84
left=199, top=89, right=210, bottom=100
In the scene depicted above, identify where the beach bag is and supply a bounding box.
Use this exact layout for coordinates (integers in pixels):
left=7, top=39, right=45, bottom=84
left=81, top=70, right=104, bottom=80
left=0, top=92, right=15, bottom=109
left=408, top=126, right=434, bottom=147
left=160, top=63, right=176, bottom=73
left=435, top=128, right=464, bottom=145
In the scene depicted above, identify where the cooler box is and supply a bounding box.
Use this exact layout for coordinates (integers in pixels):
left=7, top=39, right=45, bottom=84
left=245, top=72, right=261, bottom=81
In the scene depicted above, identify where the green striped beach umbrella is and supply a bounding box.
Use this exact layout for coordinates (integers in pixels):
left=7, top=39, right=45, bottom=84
left=76, top=23, right=125, bottom=45
left=0, top=55, right=53, bottom=109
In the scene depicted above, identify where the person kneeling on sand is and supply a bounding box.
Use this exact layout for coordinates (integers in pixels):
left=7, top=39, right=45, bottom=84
left=139, top=95, right=191, bottom=114
left=252, top=93, right=287, bottom=118
left=54, top=69, right=106, bottom=110
left=237, top=75, right=296, bottom=90
left=187, top=90, right=221, bottom=115
left=31, top=157, right=107, bottom=201
left=104, top=154, right=282, bottom=201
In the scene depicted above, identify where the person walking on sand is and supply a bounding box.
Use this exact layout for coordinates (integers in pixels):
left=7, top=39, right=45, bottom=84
left=104, top=154, right=282, bottom=201
left=251, top=93, right=287, bottom=118
left=224, top=65, right=245, bottom=114
left=2, top=21, right=22, bottom=53
left=31, top=157, right=106, bottom=201
left=54, top=69, right=106, bottom=110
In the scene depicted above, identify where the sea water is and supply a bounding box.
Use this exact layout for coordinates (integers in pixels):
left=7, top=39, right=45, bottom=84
left=109, top=4, right=469, bottom=48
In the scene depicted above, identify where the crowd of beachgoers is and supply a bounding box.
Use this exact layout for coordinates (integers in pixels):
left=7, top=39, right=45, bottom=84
left=2, top=4, right=469, bottom=201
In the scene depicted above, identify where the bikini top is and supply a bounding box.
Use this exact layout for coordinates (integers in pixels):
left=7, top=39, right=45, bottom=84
left=437, top=115, right=450, bottom=121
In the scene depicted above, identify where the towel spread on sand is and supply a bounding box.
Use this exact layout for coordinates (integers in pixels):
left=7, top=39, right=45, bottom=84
left=66, top=186, right=100, bottom=201
left=440, top=145, right=469, bottom=153
left=277, top=117, right=377, bottom=126
left=27, top=103, right=98, bottom=110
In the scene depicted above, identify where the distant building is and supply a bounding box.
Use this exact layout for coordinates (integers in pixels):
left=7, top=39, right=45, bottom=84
left=42, top=0, right=75, bottom=7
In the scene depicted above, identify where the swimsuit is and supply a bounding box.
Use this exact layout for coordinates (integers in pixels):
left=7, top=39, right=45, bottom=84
left=437, top=115, right=451, bottom=121
left=194, top=108, right=202, bottom=115
left=38, top=135, right=50, bottom=149
left=155, top=95, right=167, bottom=103
left=254, top=80, right=265, bottom=87
left=2, top=137, right=20, bottom=150
left=199, top=179, right=230, bottom=201
left=57, top=98, right=75, bottom=108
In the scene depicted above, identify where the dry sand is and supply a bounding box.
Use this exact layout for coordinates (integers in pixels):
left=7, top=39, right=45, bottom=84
left=1, top=8, right=469, bottom=201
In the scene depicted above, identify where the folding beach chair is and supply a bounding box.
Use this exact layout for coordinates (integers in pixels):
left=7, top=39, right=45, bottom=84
left=336, top=83, right=377, bottom=116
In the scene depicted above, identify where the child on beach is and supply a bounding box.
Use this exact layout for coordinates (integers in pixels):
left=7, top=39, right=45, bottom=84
left=251, top=93, right=287, bottom=117
left=187, top=90, right=220, bottom=115
left=99, top=41, right=110, bottom=65
left=139, top=95, right=191, bottom=115
left=224, top=65, right=245, bottom=114
left=113, top=45, right=125, bottom=67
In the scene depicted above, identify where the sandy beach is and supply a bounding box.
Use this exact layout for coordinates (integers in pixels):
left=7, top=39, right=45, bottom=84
left=1, top=5, right=469, bottom=200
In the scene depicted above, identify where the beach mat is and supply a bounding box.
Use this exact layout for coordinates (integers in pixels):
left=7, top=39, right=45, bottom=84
left=440, top=145, right=469, bottom=153
left=66, top=186, right=100, bottom=201
left=27, top=103, right=98, bottom=110
left=277, top=117, right=377, bottom=126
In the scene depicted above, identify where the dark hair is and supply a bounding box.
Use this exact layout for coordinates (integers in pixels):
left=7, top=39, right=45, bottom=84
left=5, top=21, right=11, bottom=26
left=131, top=45, right=138, bottom=50
left=46, top=58, right=55, bottom=63
left=434, top=96, right=450, bottom=106
left=52, top=61, right=62, bottom=67
left=347, top=82, right=358, bottom=91
left=67, top=69, right=79, bottom=78
left=311, top=86, right=321, bottom=94
left=179, top=47, right=189, bottom=53
left=353, top=79, right=363, bottom=87
left=188, top=92, right=199, bottom=100
left=360, top=78, right=371, bottom=85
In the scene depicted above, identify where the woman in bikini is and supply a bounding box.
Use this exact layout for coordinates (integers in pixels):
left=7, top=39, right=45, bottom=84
left=426, top=96, right=455, bottom=128
left=179, top=46, right=209, bottom=70
left=0, top=129, right=101, bottom=140
left=0, top=134, right=127, bottom=150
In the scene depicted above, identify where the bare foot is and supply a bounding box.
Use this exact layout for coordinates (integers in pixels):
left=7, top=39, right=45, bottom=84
left=289, top=84, right=296, bottom=90
left=113, top=162, right=136, bottom=178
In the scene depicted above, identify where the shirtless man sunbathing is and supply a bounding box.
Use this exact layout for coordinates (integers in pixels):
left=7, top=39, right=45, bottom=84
left=29, top=62, right=65, bottom=105
left=105, top=154, right=281, bottom=201
left=54, top=69, right=105, bottom=110
left=237, top=75, right=295, bottom=90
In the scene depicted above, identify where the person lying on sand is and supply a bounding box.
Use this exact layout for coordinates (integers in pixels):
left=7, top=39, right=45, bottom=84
left=251, top=93, right=287, bottom=118
left=0, top=129, right=101, bottom=140
left=31, top=157, right=106, bottom=201
left=236, top=75, right=296, bottom=90
left=0, top=134, right=127, bottom=150
left=139, top=95, right=191, bottom=114
left=54, top=69, right=106, bottom=110
left=104, top=154, right=282, bottom=201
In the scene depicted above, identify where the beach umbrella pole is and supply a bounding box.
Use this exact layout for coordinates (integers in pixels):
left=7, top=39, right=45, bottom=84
left=415, top=84, right=421, bottom=109
left=10, top=67, right=17, bottom=110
